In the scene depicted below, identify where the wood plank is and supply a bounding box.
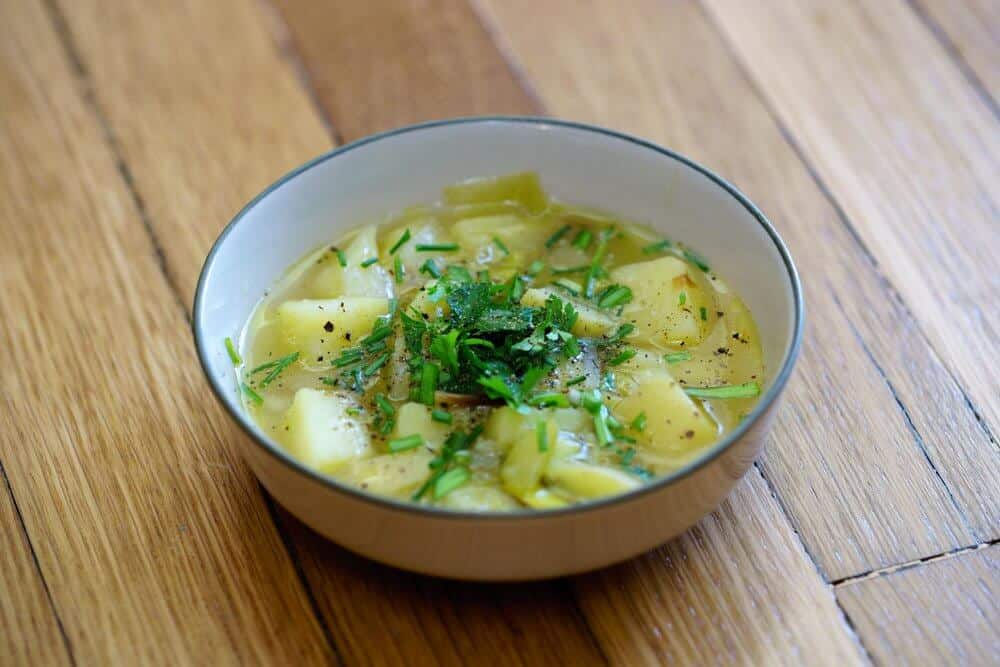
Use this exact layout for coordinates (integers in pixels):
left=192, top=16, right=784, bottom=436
left=0, top=1, right=334, bottom=662
left=703, top=0, right=1000, bottom=440
left=913, top=0, right=1000, bottom=97
left=837, top=545, right=999, bottom=665
left=271, top=0, right=541, bottom=141
left=576, top=472, right=865, bottom=665
left=268, top=0, right=863, bottom=659
left=476, top=0, right=985, bottom=578
left=52, top=0, right=604, bottom=663
left=0, top=473, right=71, bottom=666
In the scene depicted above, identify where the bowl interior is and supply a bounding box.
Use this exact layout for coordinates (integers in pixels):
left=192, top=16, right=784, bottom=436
left=195, top=118, right=800, bottom=490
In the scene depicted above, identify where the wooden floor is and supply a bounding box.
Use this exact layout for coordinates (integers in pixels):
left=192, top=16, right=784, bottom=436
left=1, top=0, right=997, bottom=664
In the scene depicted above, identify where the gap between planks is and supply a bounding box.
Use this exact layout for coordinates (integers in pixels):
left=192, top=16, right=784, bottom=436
left=36, top=0, right=343, bottom=661
left=833, top=538, right=1000, bottom=588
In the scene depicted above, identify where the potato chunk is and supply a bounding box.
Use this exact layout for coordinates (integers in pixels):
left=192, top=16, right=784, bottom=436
left=282, top=389, right=372, bottom=473
left=391, top=403, right=450, bottom=449
left=313, top=224, right=394, bottom=298
left=346, top=449, right=435, bottom=498
left=452, top=214, right=560, bottom=265
left=520, top=287, right=617, bottom=337
left=546, top=462, right=641, bottom=500
left=499, top=415, right=558, bottom=497
left=612, top=370, right=718, bottom=452
left=611, top=256, right=711, bottom=347
left=276, top=297, right=388, bottom=360
left=520, top=488, right=570, bottom=509
left=443, top=172, right=548, bottom=214
left=440, top=485, right=521, bottom=511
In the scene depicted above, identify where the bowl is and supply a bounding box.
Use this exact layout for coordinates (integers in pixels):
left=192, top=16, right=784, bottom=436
left=193, top=117, right=803, bottom=580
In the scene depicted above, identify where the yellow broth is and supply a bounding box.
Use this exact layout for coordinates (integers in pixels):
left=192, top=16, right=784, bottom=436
left=236, top=172, right=764, bottom=511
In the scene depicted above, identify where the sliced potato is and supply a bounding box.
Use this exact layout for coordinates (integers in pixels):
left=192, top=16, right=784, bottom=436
left=500, top=415, right=557, bottom=497
left=439, top=484, right=521, bottom=511
left=346, top=449, right=434, bottom=498
left=392, top=402, right=450, bottom=449
left=282, top=388, right=372, bottom=473
left=520, top=488, right=571, bottom=509
left=443, top=172, right=548, bottom=214
left=611, top=256, right=711, bottom=347
left=482, top=406, right=526, bottom=449
left=546, top=461, right=640, bottom=500
left=276, top=297, right=388, bottom=361
left=520, top=287, right=617, bottom=337
left=314, top=224, right=394, bottom=298
left=611, top=369, right=718, bottom=453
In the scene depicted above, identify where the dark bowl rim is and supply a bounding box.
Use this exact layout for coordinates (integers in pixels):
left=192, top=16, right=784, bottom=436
left=192, top=116, right=804, bottom=522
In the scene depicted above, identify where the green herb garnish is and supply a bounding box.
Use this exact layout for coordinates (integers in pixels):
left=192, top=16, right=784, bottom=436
left=224, top=337, right=242, bottom=365
left=241, top=382, right=263, bottom=405
left=607, top=348, right=636, bottom=366
left=527, top=260, right=545, bottom=277
left=375, top=393, right=395, bottom=417
left=683, top=249, right=710, bottom=272
left=429, top=330, right=460, bottom=374
left=597, top=285, right=633, bottom=309
left=419, top=362, right=440, bottom=405
left=566, top=375, right=587, bottom=386
left=334, top=247, right=347, bottom=266
left=416, top=243, right=459, bottom=252
left=433, top=466, right=470, bottom=498
left=678, top=291, right=687, bottom=306
left=545, top=225, right=571, bottom=248
left=259, top=352, right=299, bottom=387
left=552, top=280, right=580, bottom=297
left=583, top=228, right=613, bottom=298
left=700, top=306, right=708, bottom=321
left=419, top=259, right=442, bottom=278
left=388, top=434, right=423, bottom=453
left=551, top=264, right=589, bottom=275
left=394, top=255, right=405, bottom=284
left=389, top=229, right=412, bottom=254
left=630, top=411, right=647, bottom=432
left=642, top=240, right=671, bottom=253
left=664, top=351, right=692, bottom=364
left=684, top=382, right=760, bottom=399
left=492, top=236, right=510, bottom=255
left=527, top=392, right=571, bottom=408
left=431, top=409, right=453, bottom=424
left=536, top=419, right=549, bottom=452
left=572, top=229, right=593, bottom=250
left=360, top=257, right=378, bottom=268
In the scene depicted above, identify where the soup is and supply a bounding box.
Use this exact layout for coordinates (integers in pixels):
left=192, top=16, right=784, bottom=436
left=230, top=172, right=764, bottom=511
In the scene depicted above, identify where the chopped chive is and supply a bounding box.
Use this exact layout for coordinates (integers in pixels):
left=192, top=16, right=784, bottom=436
left=678, top=291, right=687, bottom=306
left=608, top=348, right=637, bottom=366
left=492, top=236, right=510, bottom=255
left=332, top=349, right=364, bottom=368
left=241, top=382, right=263, bottom=406
left=375, top=393, right=395, bottom=416
left=433, top=466, right=470, bottom=498
left=700, top=306, right=708, bottom=321
left=580, top=388, right=603, bottom=414
left=528, top=392, right=571, bottom=408
left=363, top=352, right=390, bottom=377
left=664, top=350, right=692, bottom=364
left=415, top=243, right=459, bottom=252
left=361, top=326, right=393, bottom=347
left=620, top=448, right=637, bottom=466
left=419, top=362, right=440, bottom=405
left=419, top=259, right=442, bottom=278
left=552, top=280, right=580, bottom=297
left=345, top=406, right=361, bottom=416
left=431, top=409, right=453, bottom=424
left=391, top=255, right=403, bottom=284
left=683, top=248, right=710, bottom=272
left=583, top=228, right=612, bottom=298
left=462, top=337, right=495, bottom=349
left=508, top=275, right=525, bottom=302
left=335, top=248, right=347, bottom=266
left=360, top=257, right=378, bottom=268
left=598, top=285, right=633, bottom=309
left=224, top=337, right=242, bottom=365
left=319, top=376, right=337, bottom=386
left=389, top=229, right=412, bottom=254
left=684, top=381, right=761, bottom=399
left=602, top=371, right=616, bottom=391
left=260, top=352, right=299, bottom=387
left=536, top=419, right=549, bottom=452
left=551, top=264, right=589, bottom=275
left=545, top=224, right=571, bottom=248
left=566, top=375, right=587, bottom=386
left=593, top=405, right=613, bottom=446
left=642, top=239, right=672, bottom=254
left=388, top=434, right=423, bottom=453
left=526, top=259, right=545, bottom=277
left=572, top=229, right=593, bottom=250
left=520, top=366, right=547, bottom=394
left=630, top=411, right=647, bottom=432
left=445, top=265, right=472, bottom=281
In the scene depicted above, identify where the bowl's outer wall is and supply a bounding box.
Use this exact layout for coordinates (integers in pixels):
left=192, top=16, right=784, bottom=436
left=246, top=397, right=781, bottom=580
left=195, top=118, right=803, bottom=579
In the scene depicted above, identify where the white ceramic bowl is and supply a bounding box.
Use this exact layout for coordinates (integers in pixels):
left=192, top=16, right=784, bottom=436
left=194, top=117, right=803, bottom=580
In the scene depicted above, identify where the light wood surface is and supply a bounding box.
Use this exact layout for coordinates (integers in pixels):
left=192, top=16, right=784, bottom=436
left=3, top=0, right=997, bottom=663
left=837, top=545, right=999, bottom=665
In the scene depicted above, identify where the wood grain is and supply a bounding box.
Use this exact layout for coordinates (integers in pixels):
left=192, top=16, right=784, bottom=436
left=266, top=0, right=867, bottom=660
left=575, top=472, right=865, bottom=665
left=475, top=0, right=987, bottom=578
left=272, top=0, right=541, bottom=141
left=913, top=0, right=1000, bottom=97
left=0, top=474, right=70, bottom=666
left=49, top=0, right=605, bottom=663
left=837, top=545, right=999, bottom=665
left=704, top=0, right=1000, bottom=439
left=0, top=1, right=335, bottom=662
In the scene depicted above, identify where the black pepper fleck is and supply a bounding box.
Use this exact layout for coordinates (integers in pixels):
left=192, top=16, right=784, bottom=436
left=324, top=321, right=334, bottom=332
